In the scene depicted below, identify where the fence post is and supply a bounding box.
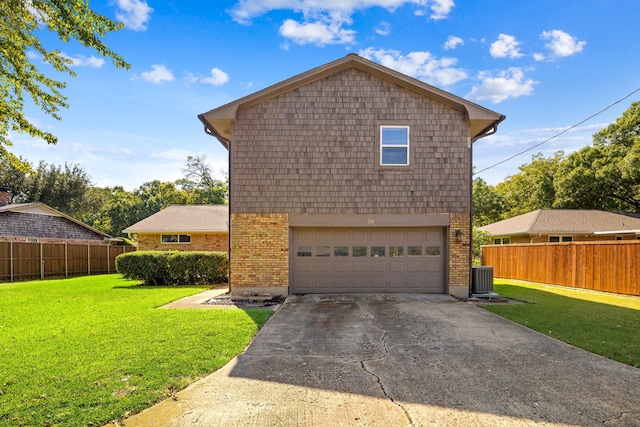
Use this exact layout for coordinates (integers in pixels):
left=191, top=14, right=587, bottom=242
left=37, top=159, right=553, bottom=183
left=10, top=241, right=14, bottom=282
left=65, top=243, right=68, bottom=278
left=107, top=244, right=110, bottom=274
left=87, top=244, right=91, bottom=276
left=40, top=242, right=44, bottom=280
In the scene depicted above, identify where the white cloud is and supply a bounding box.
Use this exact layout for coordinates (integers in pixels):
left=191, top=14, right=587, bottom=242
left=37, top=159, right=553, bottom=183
left=443, top=35, right=463, bottom=50
left=427, top=0, right=454, bottom=20
left=140, top=64, right=174, bottom=83
left=466, top=67, right=537, bottom=103
left=359, top=47, right=467, bottom=87
left=61, top=53, right=105, bottom=68
left=279, top=17, right=355, bottom=45
left=114, top=0, right=153, bottom=31
left=185, top=68, right=231, bottom=86
left=201, top=68, right=230, bottom=86
left=229, top=1, right=454, bottom=45
left=490, top=34, right=523, bottom=59
left=541, top=29, right=586, bottom=58
left=533, top=52, right=545, bottom=62
left=375, top=21, right=391, bottom=36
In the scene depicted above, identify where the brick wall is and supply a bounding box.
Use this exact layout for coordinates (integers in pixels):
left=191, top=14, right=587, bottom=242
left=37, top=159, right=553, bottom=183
left=230, top=213, right=289, bottom=293
left=449, top=212, right=471, bottom=297
left=136, top=232, right=228, bottom=252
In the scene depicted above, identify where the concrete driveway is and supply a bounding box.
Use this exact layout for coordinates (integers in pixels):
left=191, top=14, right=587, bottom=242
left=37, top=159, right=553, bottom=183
left=115, top=294, right=640, bottom=427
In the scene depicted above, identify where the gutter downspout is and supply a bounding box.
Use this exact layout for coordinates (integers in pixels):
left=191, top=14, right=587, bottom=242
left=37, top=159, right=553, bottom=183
left=198, top=114, right=232, bottom=294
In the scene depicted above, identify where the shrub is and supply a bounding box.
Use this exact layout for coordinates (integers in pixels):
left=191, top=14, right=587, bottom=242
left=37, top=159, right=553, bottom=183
left=116, top=251, right=228, bottom=286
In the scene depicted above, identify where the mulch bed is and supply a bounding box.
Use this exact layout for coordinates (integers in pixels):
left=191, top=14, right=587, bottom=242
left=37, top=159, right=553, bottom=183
left=202, top=294, right=284, bottom=308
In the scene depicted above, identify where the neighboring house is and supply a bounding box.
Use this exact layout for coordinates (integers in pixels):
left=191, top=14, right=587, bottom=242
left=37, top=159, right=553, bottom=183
left=123, top=205, right=228, bottom=252
left=0, top=202, right=113, bottom=244
left=479, top=209, right=640, bottom=244
left=198, top=54, right=504, bottom=298
left=0, top=188, right=113, bottom=244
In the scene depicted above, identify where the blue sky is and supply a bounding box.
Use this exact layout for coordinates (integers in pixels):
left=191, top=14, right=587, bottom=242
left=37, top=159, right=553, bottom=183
left=13, top=0, right=640, bottom=189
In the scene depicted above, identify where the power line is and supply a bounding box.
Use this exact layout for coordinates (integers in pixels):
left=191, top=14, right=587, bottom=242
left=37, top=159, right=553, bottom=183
left=473, top=86, right=640, bottom=176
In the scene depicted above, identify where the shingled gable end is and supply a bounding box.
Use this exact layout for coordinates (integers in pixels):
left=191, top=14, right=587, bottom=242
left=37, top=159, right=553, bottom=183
left=199, top=54, right=505, bottom=298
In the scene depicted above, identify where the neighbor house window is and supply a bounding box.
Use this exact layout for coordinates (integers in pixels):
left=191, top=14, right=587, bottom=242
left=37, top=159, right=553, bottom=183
left=161, top=234, right=191, bottom=243
left=549, top=235, right=572, bottom=243
left=380, top=126, right=409, bottom=166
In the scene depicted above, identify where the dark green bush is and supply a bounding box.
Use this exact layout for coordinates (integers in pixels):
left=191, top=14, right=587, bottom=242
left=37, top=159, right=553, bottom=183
left=116, top=251, right=228, bottom=286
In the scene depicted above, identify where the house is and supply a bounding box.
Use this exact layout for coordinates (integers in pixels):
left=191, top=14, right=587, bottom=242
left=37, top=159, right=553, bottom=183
left=123, top=205, right=228, bottom=252
left=478, top=209, right=640, bottom=244
left=198, top=54, right=504, bottom=298
left=0, top=188, right=113, bottom=244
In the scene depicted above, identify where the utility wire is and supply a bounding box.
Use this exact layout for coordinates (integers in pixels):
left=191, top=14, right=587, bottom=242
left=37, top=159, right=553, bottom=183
left=474, top=86, right=640, bottom=176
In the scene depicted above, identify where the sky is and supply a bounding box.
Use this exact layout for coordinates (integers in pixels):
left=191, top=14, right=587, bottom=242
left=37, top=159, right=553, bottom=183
left=12, top=0, right=640, bottom=189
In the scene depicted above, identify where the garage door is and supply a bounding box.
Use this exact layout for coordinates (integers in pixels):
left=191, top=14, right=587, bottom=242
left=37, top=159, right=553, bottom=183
left=291, top=227, right=445, bottom=294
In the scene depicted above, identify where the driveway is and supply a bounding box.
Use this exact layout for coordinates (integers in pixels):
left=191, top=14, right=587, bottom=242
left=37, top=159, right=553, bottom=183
left=115, top=294, right=640, bottom=426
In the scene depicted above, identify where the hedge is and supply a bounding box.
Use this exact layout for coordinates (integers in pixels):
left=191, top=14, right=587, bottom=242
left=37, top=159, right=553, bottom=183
left=115, top=251, right=228, bottom=286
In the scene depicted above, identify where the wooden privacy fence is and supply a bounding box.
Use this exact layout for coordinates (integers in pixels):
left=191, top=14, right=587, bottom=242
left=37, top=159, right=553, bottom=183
left=481, top=241, right=640, bottom=296
left=0, top=241, right=136, bottom=282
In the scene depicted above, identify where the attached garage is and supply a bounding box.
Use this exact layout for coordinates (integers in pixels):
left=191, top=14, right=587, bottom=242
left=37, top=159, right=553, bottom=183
left=291, top=227, right=446, bottom=294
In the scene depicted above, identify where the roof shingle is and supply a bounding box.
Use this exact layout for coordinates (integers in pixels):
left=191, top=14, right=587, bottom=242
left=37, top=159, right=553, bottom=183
left=478, top=210, right=640, bottom=235
left=123, top=205, right=228, bottom=233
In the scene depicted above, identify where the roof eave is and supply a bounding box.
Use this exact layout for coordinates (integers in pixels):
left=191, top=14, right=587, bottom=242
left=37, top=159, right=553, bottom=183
left=198, top=54, right=504, bottom=146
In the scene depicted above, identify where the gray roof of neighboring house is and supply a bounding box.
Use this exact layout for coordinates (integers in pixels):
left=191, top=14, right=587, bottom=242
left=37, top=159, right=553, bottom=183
left=478, top=209, right=640, bottom=236
left=122, top=205, right=229, bottom=233
left=0, top=202, right=112, bottom=239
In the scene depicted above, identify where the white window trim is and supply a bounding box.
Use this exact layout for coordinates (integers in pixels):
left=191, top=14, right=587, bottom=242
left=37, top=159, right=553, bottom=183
left=380, top=125, right=410, bottom=166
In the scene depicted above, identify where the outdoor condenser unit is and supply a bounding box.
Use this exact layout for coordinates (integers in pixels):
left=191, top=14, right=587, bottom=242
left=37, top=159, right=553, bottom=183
left=472, top=266, right=494, bottom=294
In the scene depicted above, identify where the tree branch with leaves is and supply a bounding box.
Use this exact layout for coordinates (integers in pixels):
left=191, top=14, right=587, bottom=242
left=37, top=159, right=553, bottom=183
left=0, top=0, right=128, bottom=163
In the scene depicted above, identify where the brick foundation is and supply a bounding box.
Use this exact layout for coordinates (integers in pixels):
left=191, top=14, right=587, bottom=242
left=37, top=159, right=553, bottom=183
left=449, top=212, right=471, bottom=298
left=230, top=213, right=289, bottom=296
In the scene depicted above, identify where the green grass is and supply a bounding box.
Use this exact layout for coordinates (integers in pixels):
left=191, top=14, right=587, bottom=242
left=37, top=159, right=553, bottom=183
left=483, top=279, right=640, bottom=368
left=0, top=275, right=273, bottom=426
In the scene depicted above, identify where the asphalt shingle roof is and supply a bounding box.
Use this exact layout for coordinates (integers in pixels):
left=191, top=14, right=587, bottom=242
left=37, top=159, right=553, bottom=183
left=122, top=205, right=228, bottom=233
left=478, top=209, right=640, bottom=235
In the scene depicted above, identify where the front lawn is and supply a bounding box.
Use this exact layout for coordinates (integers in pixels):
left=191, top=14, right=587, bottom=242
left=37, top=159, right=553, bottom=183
left=483, top=279, right=640, bottom=368
left=0, top=275, right=272, bottom=426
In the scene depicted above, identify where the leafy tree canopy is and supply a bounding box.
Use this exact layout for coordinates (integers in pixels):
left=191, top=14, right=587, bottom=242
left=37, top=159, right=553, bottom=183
left=0, top=0, right=128, bottom=158
left=494, top=151, right=564, bottom=218
left=554, top=101, right=640, bottom=211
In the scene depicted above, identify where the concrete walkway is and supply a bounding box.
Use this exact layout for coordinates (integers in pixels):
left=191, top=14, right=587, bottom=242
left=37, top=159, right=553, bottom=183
left=111, top=294, right=640, bottom=426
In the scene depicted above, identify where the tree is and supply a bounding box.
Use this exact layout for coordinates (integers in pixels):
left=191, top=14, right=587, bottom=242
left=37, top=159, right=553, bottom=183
left=554, top=102, right=640, bottom=211
left=0, top=0, right=128, bottom=160
left=177, top=155, right=228, bottom=204
left=495, top=151, right=564, bottom=218
left=86, top=186, right=140, bottom=238
left=472, top=177, right=505, bottom=227
left=26, top=161, right=92, bottom=215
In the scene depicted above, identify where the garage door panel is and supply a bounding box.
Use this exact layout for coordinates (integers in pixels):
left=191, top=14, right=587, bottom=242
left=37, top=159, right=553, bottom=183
left=370, top=262, right=387, bottom=273
left=296, top=261, right=314, bottom=273
left=291, top=227, right=445, bottom=294
left=388, top=277, right=407, bottom=288
left=315, top=261, right=332, bottom=273
left=352, top=277, right=369, bottom=289
left=389, top=261, right=406, bottom=273
left=333, top=261, right=351, bottom=273
left=334, top=277, right=351, bottom=289
left=370, top=277, right=387, bottom=290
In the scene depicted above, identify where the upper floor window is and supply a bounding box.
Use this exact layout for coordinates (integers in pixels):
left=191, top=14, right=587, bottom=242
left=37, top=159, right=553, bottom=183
left=380, top=126, right=409, bottom=166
